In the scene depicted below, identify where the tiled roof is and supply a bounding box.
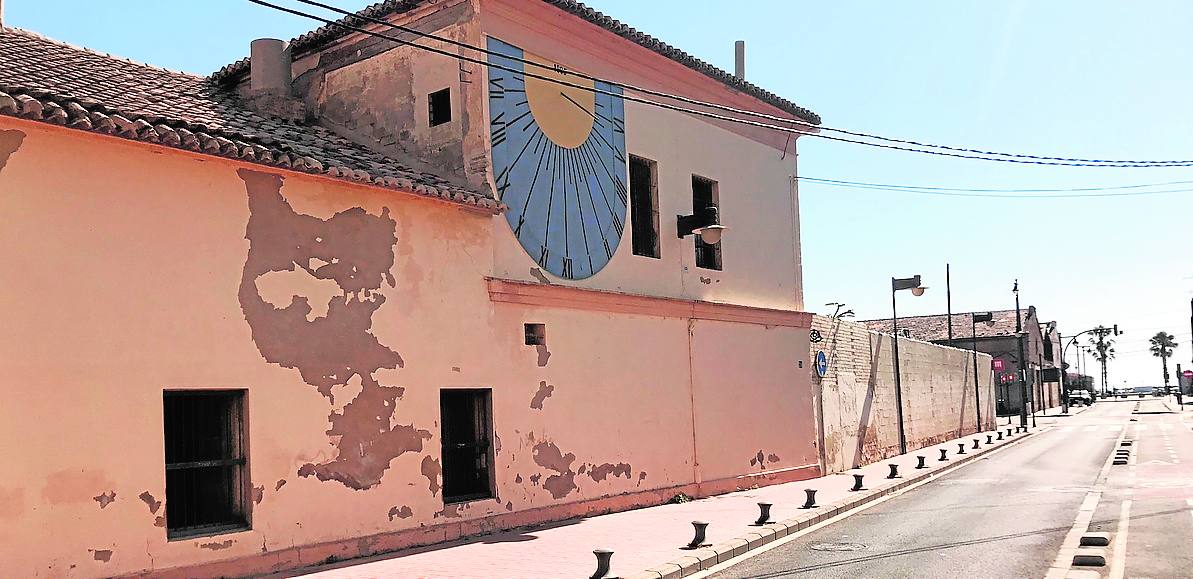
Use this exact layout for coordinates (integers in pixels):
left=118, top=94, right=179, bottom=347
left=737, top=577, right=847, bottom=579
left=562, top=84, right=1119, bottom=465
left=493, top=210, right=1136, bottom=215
left=861, top=309, right=1037, bottom=342
left=0, top=27, right=499, bottom=213
left=210, top=0, right=821, bottom=125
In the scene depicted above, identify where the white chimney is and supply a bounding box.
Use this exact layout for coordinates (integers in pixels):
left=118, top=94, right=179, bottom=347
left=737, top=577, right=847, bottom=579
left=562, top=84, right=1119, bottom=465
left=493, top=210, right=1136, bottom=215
left=734, top=40, right=746, bottom=81
left=250, top=38, right=292, bottom=95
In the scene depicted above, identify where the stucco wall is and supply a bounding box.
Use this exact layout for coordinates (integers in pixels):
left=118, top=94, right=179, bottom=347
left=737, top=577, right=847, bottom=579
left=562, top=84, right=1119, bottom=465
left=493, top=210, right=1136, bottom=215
left=0, top=119, right=816, bottom=578
left=811, top=316, right=996, bottom=474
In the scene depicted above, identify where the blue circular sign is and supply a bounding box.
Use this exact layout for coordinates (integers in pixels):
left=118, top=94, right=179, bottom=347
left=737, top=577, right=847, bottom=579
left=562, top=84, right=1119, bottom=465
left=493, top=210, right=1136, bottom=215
left=815, top=351, right=829, bottom=377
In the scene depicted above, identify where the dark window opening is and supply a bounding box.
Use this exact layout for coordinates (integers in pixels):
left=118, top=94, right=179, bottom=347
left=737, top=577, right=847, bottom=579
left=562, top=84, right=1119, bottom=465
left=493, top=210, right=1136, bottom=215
left=629, top=156, right=660, bottom=258
left=163, top=390, right=249, bottom=540
left=429, top=88, right=452, bottom=126
left=524, top=323, right=546, bottom=346
left=440, top=389, right=495, bottom=504
left=692, top=175, right=722, bottom=270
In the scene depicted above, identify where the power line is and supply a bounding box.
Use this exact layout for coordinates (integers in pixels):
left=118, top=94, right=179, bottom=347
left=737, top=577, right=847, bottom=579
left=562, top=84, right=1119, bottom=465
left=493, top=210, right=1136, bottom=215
left=247, top=0, right=1193, bottom=168
left=798, top=176, right=1193, bottom=193
left=288, top=0, right=1192, bottom=167
left=799, top=181, right=1193, bottom=199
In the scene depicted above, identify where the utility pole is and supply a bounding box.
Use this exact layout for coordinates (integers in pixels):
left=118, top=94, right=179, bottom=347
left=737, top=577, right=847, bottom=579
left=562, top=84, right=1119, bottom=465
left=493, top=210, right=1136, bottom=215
left=1059, top=331, right=1068, bottom=413
left=946, top=264, right=954, bottom=342
left=1014, top=280, right=1029, bottom=427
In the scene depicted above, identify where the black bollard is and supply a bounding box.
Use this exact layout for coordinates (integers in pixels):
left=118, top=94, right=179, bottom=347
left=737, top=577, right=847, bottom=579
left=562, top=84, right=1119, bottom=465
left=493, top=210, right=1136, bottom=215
left=851, top=473, right=865, bottom=491
left=972, top=439, right=980, bottom=450
left=916, top=455, right=927, bottom=469
left=939, top=449, right=949, bottom=461
left=888, top=463, right=900, bottom=479
left=683, top=521, right=709, bottom=549
left=591, top=549, right=613, bottom=579
left=801, top=488, right=818, bottom=509
left=997, top=431, right=1004, bottom=440
left=958, top=443, right=966, bottom=455
left=754, top=502, right=773, bottom=525
left=1007, top=428, right=1013, bottom=437
left=986, top=434, right=994, bottom=444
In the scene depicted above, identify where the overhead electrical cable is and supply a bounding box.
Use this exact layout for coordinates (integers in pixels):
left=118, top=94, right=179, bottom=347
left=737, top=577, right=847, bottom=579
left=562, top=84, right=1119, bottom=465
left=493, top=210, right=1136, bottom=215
left=797, top=176, right=1193, bottom=193
left=285, top=0, right=1193, bottom=167
left=246, top=0, right=1193, bottom=168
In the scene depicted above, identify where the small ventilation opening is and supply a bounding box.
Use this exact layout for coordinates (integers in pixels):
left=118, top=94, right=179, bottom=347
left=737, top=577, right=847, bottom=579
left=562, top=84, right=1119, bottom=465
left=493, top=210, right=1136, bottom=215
left=525, top=323, right=546, bottom=346
left=429, top=88, right=452, bottom=126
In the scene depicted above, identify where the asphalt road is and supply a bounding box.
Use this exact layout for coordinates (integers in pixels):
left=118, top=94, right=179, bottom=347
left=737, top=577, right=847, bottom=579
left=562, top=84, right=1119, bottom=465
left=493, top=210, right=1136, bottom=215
left=707, top=401, right=1149, bottom=579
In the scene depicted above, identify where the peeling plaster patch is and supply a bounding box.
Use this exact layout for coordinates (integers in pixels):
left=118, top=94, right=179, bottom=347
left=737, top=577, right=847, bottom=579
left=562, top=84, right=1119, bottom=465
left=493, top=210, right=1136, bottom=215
left=199, top=540, right=234, bottom=551
left=138, top=492, right=161, bottom=514
left=532, top=441, right=578, bottom=499
left=577, top=464, right=587, bottom=475
left=0, top=129, right=25, bottom=173
left=530, top=381, right=554, bottom=410
left=252, top=485, right=265, bottom=505
left=514, top=474, right=523, bottom=484
left=494, top=434, right=502, bottom=455
left=586, top=463, right=632, bottom=483
left=699, top=276, right=712, bottom=285
left=505, top=501, right=513, bottom=511
left=529, top=473, right=542, bottom=486
left=387, top=505, right=413, bottom=521
left=436, top=503, right=465, bottom=518
left=420, top=456, right=442, bottom=497
left=535, top=345, right=551, bottom=367
left=93, top=491, right=116, bottom=509
left=767, top=453, right=781, bottom=463
left=91, top=550, right=113, bottom=563
left=451, top=366, right=461, bottom=372
left=638, top=472, right=647, bottom=485
left=154, top=516, right=166, bottom=528
left=238, top=169, right=430, bottom=490
left=254, top=269, right=342, bottom=322
left=275, top=479, right=287, bottom=491
left=529, top=268, right=551, bottom=284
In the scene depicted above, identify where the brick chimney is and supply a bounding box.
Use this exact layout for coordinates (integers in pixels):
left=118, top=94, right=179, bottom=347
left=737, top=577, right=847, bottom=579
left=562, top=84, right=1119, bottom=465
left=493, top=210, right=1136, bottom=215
left=245, top=38, right=306, bottom=121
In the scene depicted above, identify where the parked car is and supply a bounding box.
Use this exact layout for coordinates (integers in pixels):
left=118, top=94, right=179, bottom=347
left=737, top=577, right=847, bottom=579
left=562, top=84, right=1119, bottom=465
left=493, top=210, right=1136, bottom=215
left=1069, top=391, right=1093, bottom=406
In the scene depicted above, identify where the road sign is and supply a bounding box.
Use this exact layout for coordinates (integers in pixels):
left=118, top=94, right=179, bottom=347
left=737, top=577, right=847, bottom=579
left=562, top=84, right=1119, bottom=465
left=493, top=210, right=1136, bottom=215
left=1184, top=370, right=1192, bottom=379
left=815, top=351, right=828, bottom=377
left=993, top=359, right=1005, bottom=372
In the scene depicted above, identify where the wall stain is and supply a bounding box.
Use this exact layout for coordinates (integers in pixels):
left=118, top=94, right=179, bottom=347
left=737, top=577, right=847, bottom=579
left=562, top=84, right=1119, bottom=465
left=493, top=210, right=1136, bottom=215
left=585, top=463, right=632, bottom=483
left=93, top=491, right=116, bottom=509
left=237, top=169, right=430, bottom=490
left=387, top=505, right=414, bottom=521
left=0, top=129, right=25, bottom=173
left=0, top=487, right=24, bottom=519
left=275, top=479, right=287, bottom=491
left=138, top=491, right=161, bottom=514
left=530, top=381, right=554, bottom=410
left=420, top=456, right=442, bottom=497
left=91, top=549, right=113, bottom=563
left=535, top=345, right=551, bottom=367
left=199, top=540, right=234, bottom=551
left=42, top=469, right=114, bottom=505
left=532, top=441, right=578, bottom=499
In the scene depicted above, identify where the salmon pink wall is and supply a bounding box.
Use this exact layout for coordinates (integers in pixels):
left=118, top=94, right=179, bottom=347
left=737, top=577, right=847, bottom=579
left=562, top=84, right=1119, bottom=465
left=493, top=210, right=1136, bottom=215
left=0, top=118, right=816, bottom=578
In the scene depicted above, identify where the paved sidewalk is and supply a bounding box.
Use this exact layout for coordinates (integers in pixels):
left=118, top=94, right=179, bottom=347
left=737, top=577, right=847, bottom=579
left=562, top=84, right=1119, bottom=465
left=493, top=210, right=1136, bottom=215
left=278, top=419, right=1045, bottom=579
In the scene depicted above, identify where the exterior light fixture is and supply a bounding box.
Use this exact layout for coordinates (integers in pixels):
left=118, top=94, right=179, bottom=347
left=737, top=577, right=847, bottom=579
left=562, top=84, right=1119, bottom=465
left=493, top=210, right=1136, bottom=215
left=890, top=274, right=926, bottom=454
left=677, top=206, right=727, bottom=245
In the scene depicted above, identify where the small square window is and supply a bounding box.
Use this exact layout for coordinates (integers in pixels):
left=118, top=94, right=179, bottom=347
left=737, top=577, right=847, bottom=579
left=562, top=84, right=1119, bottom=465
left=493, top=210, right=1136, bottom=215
left=524, top=323, right=546, bottom=346
left=429, top=88, right=452, bottom=127
left=163, top=390, right=249, bottom=540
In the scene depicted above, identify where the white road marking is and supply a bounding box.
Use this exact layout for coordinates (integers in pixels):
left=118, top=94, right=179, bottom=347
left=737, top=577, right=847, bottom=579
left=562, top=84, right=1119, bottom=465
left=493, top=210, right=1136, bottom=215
left=1107, top=500, right=1132, bottom=579
left=1108, top=424, right=1123, bottom=431
left=1082, top=425, right=1098, bottom=432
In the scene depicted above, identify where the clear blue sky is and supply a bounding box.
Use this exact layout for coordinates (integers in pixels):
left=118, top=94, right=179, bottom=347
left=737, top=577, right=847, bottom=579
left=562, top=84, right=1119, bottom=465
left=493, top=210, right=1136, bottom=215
left=9, top=1, right=1193, bottom=387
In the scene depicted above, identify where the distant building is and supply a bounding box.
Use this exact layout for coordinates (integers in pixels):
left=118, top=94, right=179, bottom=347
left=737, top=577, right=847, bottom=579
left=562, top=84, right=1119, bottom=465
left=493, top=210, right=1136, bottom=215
left=862, top=307, right=1063, bottom=416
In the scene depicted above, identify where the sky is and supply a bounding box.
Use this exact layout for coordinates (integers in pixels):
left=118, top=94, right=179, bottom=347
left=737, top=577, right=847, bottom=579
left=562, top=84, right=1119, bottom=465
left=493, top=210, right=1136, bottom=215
left=8, top=1, right=1193, bottom=387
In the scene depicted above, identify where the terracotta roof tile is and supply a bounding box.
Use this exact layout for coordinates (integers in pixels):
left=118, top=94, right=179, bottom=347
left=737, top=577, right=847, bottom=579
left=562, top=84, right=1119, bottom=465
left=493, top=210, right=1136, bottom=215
left=209, top=0, right=821, bottom=125
left=0, top=27, right=499, bottom=213
left=861, top=309, right=1037, bottom=342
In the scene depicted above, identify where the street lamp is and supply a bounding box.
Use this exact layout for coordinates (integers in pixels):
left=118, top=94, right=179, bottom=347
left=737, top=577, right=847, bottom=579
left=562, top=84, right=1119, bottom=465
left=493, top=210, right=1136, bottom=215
left=892, top=274, right=927, bottom=454
left=1013, top=280, right=1032, bottom=428
left=971, top=312, right=994, bottom=431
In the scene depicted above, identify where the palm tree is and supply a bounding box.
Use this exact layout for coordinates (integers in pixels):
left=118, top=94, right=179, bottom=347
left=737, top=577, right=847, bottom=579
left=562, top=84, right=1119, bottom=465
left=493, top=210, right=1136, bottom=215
left=1149, top=331, right=1178, bottom=390
left=1089, top=327, right=1116, bottom=395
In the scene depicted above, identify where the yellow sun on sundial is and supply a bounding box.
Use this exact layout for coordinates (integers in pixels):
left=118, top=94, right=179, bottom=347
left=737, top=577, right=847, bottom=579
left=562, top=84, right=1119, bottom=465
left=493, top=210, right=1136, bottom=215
left=523, top=51, right=596, bottom=149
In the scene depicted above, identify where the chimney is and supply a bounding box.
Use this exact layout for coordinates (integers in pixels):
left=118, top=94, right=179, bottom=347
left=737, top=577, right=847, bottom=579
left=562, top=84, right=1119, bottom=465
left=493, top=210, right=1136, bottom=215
left=1, top=0, right=6, bottom=27
left=734, top=40, right=746, bottom=81
left=250, top=38, right=292, bottom=96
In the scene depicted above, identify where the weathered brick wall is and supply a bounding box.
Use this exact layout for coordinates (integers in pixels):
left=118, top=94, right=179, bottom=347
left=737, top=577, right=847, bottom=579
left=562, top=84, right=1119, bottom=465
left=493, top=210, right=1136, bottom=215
left=811, top=315, right=996, bottom=474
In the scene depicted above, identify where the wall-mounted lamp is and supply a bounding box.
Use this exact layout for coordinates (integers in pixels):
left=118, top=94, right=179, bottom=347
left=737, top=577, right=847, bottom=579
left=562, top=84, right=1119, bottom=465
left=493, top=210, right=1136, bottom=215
left=677, top=206, right=727, bottom=245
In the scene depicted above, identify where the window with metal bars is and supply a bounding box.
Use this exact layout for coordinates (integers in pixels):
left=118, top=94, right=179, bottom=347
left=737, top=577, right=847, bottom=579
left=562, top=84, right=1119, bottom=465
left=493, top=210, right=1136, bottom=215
left=163, top=390, right=249, bottom=540
left=692, top=175, right=722, bottom=270
left=440, top=389, right=495, bottom=503
left=629, top=156, right=660, bottom=258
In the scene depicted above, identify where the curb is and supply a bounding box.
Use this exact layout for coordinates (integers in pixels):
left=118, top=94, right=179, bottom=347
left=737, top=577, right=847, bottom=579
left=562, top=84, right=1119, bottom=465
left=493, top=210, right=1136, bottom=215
left=623, top=427, right=1042, bottom=579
